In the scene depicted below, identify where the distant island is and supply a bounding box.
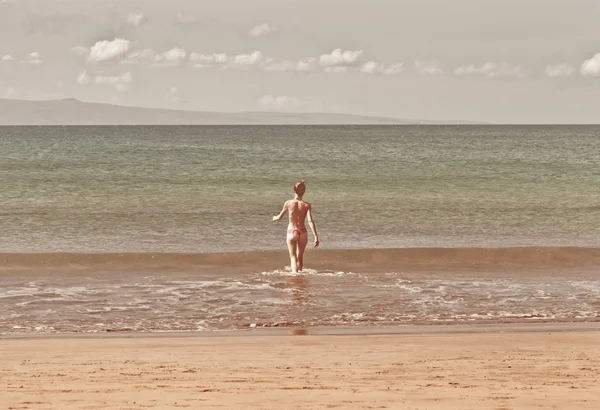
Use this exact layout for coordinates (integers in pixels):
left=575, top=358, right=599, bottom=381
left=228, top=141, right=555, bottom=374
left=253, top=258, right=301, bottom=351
left=0, top=98, right=484, bottom=125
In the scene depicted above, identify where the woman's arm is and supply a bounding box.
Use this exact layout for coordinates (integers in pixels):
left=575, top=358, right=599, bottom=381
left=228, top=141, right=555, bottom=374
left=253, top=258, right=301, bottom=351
left=272, top=201, right=289, bottom=221
left=307, top=205, right=319, bottom=247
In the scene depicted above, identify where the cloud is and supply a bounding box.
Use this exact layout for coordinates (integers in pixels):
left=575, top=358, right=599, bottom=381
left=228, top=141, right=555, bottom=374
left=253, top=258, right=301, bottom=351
left=359, top=61, right=379, bottom=74
left=189, top=52, right=229, bottom=66
left=120, top=48, right=154, bottom=65
left=249, top=23, right=276, bottom=37
left=319, top=48, right=363, bottom=67
left=121, top=47, right=187, bottom=66
left=257, top=95, right=304, bottom=110
left=88, top=38, right=130, bottom=62
left=153, top=47, right=187, bottom=66
left=230, top=51, right=267, bottom=66
left=1, top=54, right=14, bottom=61
left=189, top=51, right=269, bottom=69
left=359, top=61, right=403, bottom=75
left=581, top=53, right=600, bottom=76
left=544, top=63, right=574, bottom=78
left=261, top=60, right=294, bottom=72
left=77, top=71, right=91, bottom=85
left=28, top=51, right=42, bottom=64
left=414, top=60, right=443, bottom=74
left=94, top=72, right=132, bottom=92
left=127, top=11, right=146, bottom=26
left=296, top=58, right=318, bottom=72
left=454, top=62, right=525, bottom=78
left=263, top=57, right=317, bottom=72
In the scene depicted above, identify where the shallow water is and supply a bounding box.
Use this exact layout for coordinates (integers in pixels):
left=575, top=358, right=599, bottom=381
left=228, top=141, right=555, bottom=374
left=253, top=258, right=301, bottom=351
left=2, top=264, right=599, bottom=335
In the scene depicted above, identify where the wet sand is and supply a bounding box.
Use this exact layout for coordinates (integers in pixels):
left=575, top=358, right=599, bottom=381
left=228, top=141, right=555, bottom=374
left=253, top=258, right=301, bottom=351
left=2, top=329, right=600, bottom=409
left=3, top=247, right=600, bottom=276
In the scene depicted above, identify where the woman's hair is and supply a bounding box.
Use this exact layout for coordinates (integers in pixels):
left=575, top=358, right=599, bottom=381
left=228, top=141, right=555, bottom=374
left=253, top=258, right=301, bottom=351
left=294, top=180, right=305, bottom=194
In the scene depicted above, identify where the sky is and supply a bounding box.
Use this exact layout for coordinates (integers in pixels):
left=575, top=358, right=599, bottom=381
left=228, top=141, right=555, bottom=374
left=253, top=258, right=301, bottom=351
left=1, top=0, right=599, bottom=123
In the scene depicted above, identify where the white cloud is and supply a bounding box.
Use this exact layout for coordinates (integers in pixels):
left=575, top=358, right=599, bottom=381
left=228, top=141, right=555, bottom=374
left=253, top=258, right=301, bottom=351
left=1, top=54, right=14, bottom=61
left=383, top=64, right=404, bottom=75
left=95, top=72, right=132, bottom=84
left=153, top=47, right=187, bottom=66
left=581, top=53, right=600, bottom=76
left=263, top=57, right=317, bottom=72
left=121, top=48, right=154, bottom=65
left=359, top=61, right=403, bottom=75
left=230, top=51, right=266, bottom=66
left=262, top=60, right=294, bottom=72
left=249, top=23, right=276, bottom=37
left=359, top=61, right=380, bottom=74
left=296, top=58, right=317, bottom=72
left=190, top=52, right=229, bottom=65
left=189, top=51, right=269, bottom=69
left=77, top=71, right=91, bottom=85
left=319, top=48, right=363, bottom=67
left=122, top=47, right=188, bottom=66
left=257, top=95, right=303, bottom=110
left=414, top=60, right=443, bottom=74
left=163, top=48, right=186, bottom=62
left=94, top=72, right=132, bottom=92
left=127, top=11, right=146, bottom=26
left=545, top=63, right=574, bottom=78
left=28, top=51, right=42, bottom=64
left=454, top=62, right=525, bottom=78
left=88, top=38, right=130, bottom=62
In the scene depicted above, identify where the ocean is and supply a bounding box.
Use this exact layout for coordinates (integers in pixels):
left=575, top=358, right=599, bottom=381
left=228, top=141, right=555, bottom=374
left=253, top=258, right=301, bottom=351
left=1, top=125, right=599, bottom=335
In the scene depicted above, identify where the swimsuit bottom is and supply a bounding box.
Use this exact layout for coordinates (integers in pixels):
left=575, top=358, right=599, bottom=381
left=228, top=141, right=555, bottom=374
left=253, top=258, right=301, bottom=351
left=288, top=227, right=307, bottom=236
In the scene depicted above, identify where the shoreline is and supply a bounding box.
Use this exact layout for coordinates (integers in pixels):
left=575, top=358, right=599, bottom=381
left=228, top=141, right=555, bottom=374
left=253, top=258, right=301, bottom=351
left=3, top=321, right=600, bottom=341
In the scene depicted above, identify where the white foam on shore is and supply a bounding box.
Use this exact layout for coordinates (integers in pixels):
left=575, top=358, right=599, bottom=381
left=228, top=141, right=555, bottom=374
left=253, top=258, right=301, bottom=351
left=260, top=266, right=352, bottom=277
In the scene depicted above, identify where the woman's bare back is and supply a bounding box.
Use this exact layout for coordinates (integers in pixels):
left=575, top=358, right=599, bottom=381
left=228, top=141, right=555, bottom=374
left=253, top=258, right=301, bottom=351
left=286, top=199, right=310, bottom=231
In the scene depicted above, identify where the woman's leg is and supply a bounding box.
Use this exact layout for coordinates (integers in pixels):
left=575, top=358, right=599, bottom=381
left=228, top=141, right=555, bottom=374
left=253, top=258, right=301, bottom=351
left=286, top=234, right=298, bottom=273
left=296, top=233, right=308, bottom=272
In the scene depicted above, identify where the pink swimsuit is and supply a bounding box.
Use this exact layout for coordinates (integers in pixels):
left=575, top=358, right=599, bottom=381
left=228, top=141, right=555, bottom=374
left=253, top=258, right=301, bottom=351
left=287, top=227, right=307, bottom=237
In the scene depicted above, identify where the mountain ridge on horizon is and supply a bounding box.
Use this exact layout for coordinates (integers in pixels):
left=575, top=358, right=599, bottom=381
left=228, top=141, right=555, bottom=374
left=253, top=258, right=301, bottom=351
left=0, top=98, right=486, bottom=125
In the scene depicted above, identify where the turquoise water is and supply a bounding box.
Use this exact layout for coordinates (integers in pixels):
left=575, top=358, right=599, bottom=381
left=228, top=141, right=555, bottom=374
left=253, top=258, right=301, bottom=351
left=1, top=125, right=599, bottom=252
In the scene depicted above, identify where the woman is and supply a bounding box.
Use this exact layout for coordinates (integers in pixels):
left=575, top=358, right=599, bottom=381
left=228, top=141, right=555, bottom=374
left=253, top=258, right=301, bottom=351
left=272, top=180, right=319, bottom=273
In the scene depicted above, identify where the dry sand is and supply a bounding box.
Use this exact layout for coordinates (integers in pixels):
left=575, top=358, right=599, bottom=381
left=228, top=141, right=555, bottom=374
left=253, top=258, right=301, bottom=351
left=1, top=331, right=600, bottom=409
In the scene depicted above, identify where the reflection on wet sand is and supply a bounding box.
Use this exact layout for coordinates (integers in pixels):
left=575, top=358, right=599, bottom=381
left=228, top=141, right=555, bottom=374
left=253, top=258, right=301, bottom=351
left=289, top=275, right=310, bottom=335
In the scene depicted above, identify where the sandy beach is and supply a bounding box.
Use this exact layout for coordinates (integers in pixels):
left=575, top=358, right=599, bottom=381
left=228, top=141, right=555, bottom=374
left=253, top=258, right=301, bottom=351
left=2, top=329, right=599, bottom=409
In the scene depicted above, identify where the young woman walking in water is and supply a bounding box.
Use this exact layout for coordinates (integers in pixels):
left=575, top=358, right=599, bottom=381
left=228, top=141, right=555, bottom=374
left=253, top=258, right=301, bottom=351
left=272, top=180, right=319, bottom=273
